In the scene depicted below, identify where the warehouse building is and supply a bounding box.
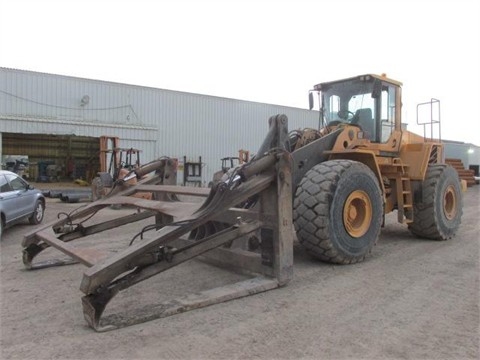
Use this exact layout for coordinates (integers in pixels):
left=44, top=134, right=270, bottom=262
left=1, top=67, right=478, bottom=187
left=444, top=140, right=480, bottom=185
left=0, top=67, right=319, bottom=185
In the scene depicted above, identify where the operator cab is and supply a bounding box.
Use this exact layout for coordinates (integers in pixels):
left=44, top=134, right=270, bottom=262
left=310, top=74, right=402, bottom=143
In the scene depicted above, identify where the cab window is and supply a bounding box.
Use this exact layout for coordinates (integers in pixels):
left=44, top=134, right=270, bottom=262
left=328, top=95, right=341, bottom=122
left=380, top=85, right=396, bottom=143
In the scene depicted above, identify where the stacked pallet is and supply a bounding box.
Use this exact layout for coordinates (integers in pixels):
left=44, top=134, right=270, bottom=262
left=445, top=158, right=476, bottom=187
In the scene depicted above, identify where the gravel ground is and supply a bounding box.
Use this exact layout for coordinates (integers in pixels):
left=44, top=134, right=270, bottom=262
left=1, top=185, right=478, bottom=360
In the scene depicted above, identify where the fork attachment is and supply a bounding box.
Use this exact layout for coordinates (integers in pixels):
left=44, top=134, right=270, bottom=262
left=21, top=115, right=295, bottom=331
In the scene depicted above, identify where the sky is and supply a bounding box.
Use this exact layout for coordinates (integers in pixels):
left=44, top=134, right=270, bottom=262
left=1, top=0, right=479, bottom=145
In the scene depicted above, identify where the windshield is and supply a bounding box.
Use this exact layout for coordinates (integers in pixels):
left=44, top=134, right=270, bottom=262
left=321, top=77, right=376, bottom=124
left=316, top=76, right=398, bottom=143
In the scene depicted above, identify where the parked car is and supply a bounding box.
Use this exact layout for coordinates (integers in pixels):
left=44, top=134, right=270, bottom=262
left=0, top=170, right=45, bottom=237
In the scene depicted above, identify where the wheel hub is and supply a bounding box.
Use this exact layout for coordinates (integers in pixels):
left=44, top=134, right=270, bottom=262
left=343, top=190, right=372, bottom=238
left=443, top=185, right=457, bottom=220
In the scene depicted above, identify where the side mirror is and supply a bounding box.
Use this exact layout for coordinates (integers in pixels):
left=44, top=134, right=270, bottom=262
left=308, top=92, right=314, bottom=110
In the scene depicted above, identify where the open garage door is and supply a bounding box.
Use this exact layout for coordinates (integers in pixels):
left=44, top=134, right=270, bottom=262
left=1, top=133, right=100, bottom=182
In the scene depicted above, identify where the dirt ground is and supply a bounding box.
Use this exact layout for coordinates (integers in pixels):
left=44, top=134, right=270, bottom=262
left=1, top=185, right=479, bottom=360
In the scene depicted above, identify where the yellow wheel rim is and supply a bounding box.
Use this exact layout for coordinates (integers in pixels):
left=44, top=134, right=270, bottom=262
left=443, top=185, right=457, bottom=220
left=343, top=190, right=372, bottom=238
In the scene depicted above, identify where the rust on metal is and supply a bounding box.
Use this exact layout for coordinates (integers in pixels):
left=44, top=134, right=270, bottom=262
left=21, top=115, right=295, bottom=331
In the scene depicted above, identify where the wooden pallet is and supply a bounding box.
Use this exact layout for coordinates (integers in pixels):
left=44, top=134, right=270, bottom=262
left=445, top=158, right=476, bottom=187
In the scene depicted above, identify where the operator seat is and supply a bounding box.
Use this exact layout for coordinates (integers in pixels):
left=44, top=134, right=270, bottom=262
left=352, top=108, right=375, bottom=140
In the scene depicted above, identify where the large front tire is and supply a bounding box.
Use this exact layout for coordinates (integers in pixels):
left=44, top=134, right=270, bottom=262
left=293, top=160, right=383, bottom=264
left=408, top=164, right=463, bottom=240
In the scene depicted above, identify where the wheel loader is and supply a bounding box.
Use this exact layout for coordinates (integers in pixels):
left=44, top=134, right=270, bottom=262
left=21, top=74, right=463, bottom=331
left=208, top=149, right=250, bottom=187
left=91, top=147, right=150, bottom=201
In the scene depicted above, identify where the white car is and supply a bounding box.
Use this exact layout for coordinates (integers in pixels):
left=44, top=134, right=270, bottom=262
left=0, top=170, right=46, bottom=237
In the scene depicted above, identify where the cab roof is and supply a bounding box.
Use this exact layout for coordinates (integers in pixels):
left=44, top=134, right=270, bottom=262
left=313, top=74, right=403, bottom=91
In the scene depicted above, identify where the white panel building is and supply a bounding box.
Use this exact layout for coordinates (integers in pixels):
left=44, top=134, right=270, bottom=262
left=0, top=68, right=320, bottom=184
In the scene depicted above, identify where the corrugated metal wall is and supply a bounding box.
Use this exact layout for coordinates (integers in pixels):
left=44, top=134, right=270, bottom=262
left=0, top=67, right=319, bottom=184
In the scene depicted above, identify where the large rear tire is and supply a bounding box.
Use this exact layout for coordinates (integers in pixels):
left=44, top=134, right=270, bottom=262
left=293, top=160, right=383, bottom=264
left=408, top=164, right=463, bottom=240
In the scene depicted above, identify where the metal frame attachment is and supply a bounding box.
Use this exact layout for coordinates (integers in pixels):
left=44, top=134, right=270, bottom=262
left=22, top=115, right=294, bottom=331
